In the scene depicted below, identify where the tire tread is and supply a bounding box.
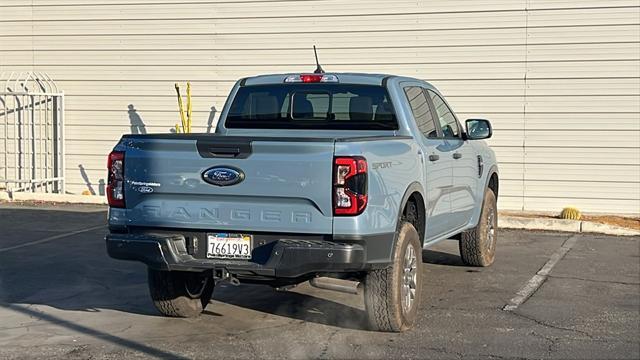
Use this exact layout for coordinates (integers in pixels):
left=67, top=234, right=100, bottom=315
left=459, top=189, right=497, bottom=267
left=147, top=269, right=213, bottom=318
left=364, top=222, right=422, bottom=332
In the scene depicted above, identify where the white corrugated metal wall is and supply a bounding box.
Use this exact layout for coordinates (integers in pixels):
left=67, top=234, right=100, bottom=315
left=1, top=0, right=639, bottom=214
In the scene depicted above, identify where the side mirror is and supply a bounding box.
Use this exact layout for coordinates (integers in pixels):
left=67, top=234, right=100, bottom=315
left=465, top=119, right=492, bottom=140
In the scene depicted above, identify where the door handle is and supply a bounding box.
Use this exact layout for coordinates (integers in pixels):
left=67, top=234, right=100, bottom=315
left=453, top=152, right=462, bottom=159
left=428, top=154, right=440, bottom=162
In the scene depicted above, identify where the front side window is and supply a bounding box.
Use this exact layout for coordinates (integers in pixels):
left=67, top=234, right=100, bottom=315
left=403, top=86, right=438, bottom=138
left=428, top=90, right=460, bottom=138
left=225, top=84, right=398, bottom=130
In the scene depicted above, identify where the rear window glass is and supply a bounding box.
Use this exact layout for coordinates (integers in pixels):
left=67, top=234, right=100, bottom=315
left=225, top=84, right=398, bottom=130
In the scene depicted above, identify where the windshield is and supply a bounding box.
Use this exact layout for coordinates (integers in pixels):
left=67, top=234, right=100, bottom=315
left=225, top=84, right=398, bottom=130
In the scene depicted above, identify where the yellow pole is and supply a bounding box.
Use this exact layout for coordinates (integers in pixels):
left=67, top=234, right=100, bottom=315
left=186, top=82, right=192, bottom=133
left=175, top=83, right=187, bottom=133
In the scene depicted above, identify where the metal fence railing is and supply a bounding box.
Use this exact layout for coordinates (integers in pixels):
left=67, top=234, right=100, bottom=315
left=0, top=72, right=65, bottom=194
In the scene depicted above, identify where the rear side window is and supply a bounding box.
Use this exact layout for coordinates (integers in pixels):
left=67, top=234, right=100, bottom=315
left=225, top=84, right=398, bottom=130
left=403, top=86, right=438, bottom=138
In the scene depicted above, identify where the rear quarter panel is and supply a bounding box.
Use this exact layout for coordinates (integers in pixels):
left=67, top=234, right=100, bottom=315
left=333, top=138, right=423, bottom=236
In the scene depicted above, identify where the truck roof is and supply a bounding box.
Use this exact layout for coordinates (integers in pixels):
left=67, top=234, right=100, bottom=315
left=241, top=72, right=430, bottom=87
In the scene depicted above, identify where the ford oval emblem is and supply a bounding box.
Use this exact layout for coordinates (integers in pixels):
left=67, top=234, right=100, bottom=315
left=136, top=186, right=154, bottom=194
left=202, top=166, right=244, bottom=186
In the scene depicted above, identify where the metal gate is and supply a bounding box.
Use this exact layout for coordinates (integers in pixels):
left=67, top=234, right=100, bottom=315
left=0, top=72, right=65, bottom=194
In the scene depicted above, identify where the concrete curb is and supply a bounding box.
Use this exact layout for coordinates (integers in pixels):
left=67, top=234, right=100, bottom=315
left=580, top=221, right=640, bottom=236
left=0, top=191, right=107, bottom=205
left=499, top=216, right=640, bottom=237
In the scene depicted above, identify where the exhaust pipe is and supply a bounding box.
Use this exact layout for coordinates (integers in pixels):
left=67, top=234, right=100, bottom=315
left=309, top=277, right=361, bottom=295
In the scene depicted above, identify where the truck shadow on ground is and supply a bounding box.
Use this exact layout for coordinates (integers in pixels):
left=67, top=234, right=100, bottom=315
left=212, top=283, right=369, bottom=330
left=422, top=248, right=466, bottom=266
left=0, top=208, right=466, bottom=332
left=0, top=208, right=368, bottom=330
left=211, top=247, right=467, bottom=330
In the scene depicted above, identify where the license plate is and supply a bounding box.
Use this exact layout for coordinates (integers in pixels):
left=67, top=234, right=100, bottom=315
left=206, top=233, right=252, bottom=259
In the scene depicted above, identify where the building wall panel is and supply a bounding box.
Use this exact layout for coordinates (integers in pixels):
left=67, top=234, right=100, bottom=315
left=1, top=0, right=638, bottom=214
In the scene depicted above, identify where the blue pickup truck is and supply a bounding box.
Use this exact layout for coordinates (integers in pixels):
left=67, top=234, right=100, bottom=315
left=106, top=72, right=499, bottom=332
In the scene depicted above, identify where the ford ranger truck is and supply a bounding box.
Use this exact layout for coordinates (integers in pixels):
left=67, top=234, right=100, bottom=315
left=106, top=73, right=499, bottom=332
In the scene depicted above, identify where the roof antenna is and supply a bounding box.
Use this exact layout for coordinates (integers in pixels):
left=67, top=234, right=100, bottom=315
left=313, top=45, right=325, bottom=74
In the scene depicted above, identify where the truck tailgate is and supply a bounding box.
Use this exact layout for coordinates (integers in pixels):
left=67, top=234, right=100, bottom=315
left=122, top=136, right=335, bottom=234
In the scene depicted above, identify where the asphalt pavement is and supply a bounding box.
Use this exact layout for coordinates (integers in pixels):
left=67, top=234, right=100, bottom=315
left=0, top=203, right=638, bottom=359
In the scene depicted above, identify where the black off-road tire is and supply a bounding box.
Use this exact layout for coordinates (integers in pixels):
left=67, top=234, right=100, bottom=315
left=364, top=222, right=423, bottom=332
left=147, top=268, right=214, bottom=318
left=459, top=189, right=498, bottom=267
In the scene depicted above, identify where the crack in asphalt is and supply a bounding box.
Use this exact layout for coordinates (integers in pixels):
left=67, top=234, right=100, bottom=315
left=530, top=330, right=559, bottom=358
left=423, top=346, right=464, bottom=359
left=116, top=324, right=133, bottom=334
left=547, top=274, right=640, bottom=286
left=234, top=318, right=305, bottom=336
left=482, top=354, right=530, bottom=360
left=318, top=328, right=341, bottom=359
left=508, top=311, right=593, bottom=339
left=124, top=318, right=305, bottom=344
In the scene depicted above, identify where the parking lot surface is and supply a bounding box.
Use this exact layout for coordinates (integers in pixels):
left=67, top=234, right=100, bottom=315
left=0, top=203, right=638, bottom=359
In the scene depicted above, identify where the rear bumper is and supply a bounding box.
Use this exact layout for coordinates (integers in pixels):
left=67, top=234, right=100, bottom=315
left=105, top=230, right=394, bottom=279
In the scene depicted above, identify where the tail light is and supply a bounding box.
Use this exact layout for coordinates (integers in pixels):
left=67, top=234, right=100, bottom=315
left=333, top=156, right=367, bottom=216
left=107, top=151, right=125, bottom=208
